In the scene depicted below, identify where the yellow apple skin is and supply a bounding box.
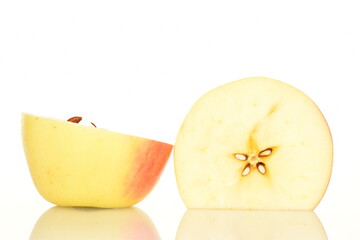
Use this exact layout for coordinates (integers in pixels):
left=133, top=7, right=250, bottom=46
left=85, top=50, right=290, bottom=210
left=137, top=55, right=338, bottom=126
left=22, top=113, right=173, bottom=208
left=30, top=206, right=161, bottom=240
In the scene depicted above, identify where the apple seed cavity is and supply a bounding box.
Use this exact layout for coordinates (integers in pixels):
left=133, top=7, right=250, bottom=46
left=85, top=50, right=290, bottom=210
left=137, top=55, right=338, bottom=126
left=257, top=162, right=266, bottom=174
left=235, top=148, right=274, bottom=177
left=259, top=148, right=272, bottom=157
left=242, top=164, right=251, bottom=176
left=235, top=153, right=248, bottom=161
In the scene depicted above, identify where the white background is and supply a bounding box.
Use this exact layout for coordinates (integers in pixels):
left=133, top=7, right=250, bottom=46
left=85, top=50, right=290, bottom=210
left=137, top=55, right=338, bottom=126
left=0, top=0, right=359, bottom=239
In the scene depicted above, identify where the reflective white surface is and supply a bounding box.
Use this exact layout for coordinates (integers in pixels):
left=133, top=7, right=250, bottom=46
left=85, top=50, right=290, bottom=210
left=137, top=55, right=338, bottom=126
left=176, top=210, right=327, bottom=240
left=30, top=207, right=160, bottom=240
left=2, top=202, right=360, bottom=239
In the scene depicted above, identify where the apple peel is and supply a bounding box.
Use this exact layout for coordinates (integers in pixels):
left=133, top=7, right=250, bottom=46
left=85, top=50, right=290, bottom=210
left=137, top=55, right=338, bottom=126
left=22, top=113, right=173, bottom=208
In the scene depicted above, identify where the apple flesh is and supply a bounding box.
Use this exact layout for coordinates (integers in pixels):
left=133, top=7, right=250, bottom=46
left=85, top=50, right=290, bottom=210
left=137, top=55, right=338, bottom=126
left=176, top=210, right=327, bottom=239
left=22, top=113, right=173, bottom=208
left=175, top=77, right=333, bottom=210
left=30, top=206, right=160, bottom=240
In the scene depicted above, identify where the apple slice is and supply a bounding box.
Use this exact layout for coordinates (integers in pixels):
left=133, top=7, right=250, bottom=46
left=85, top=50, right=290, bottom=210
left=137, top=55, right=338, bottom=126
left=176, top=210, right=327, bottom=239
left=22, top=113, right=173, bottom=208
left=175, top=77, right=333, bottom=210
left=30, top=206, right=160, bottom=240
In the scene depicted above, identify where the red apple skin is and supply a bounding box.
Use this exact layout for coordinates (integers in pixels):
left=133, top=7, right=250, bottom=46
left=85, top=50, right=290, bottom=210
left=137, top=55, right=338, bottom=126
left=125, top=141, right=173, bottom=203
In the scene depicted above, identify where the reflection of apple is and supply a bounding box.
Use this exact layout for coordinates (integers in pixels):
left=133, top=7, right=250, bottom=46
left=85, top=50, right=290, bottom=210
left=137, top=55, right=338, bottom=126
left=30, top=206, right=161, bottom=240
left=176, top=210, right=327, bottom=239
left=22, top=113, right=173, bottom=208
left=175, top=77, right=333, bottom=210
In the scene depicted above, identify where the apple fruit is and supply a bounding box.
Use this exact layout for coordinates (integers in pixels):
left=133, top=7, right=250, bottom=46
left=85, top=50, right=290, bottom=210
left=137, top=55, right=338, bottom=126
left=176, top=210, right=327, bottom=239
left=22, top=113, right=173, bottom=208
left=175, top=77, right=333, bottom=210
left=30, top=206, right=160, bottom=240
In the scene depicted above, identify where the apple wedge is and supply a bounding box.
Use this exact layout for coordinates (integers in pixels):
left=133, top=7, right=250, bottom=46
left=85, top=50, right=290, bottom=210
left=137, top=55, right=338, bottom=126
left=22, top=113, right=173, bottom=208
left=175, top=77, right=333, bottom=210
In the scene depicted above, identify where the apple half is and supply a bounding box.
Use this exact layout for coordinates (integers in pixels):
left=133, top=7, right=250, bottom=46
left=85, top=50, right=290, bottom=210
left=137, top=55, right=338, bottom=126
left=22, top=113, right=173, bottom=208
left=175, top=77, right=333, bottom=210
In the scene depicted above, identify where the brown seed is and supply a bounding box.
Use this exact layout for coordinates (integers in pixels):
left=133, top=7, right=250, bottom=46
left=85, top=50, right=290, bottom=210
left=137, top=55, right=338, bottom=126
left=67, top=116, right=82, bottom=123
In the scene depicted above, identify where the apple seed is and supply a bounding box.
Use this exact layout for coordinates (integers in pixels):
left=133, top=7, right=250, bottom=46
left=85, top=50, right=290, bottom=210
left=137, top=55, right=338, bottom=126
left=258, top=148, right=272, bottom=157
left=235, top=153, right=248, bottom=161
left=257, top=162, right=266, bottom=174
left=67, top=116, right=82, bottom=123
left=67, top=116, right=97, bottom=128
left=242, top=163, right=251, bottom=176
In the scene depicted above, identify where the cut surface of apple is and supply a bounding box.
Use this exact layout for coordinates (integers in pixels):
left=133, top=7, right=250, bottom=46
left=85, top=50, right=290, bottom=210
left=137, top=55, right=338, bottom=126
left=175, top=77, right=333, bottom=210
left=176, top=210, right=327, bottom=240
left=22, top=113, right=173, bottom=208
